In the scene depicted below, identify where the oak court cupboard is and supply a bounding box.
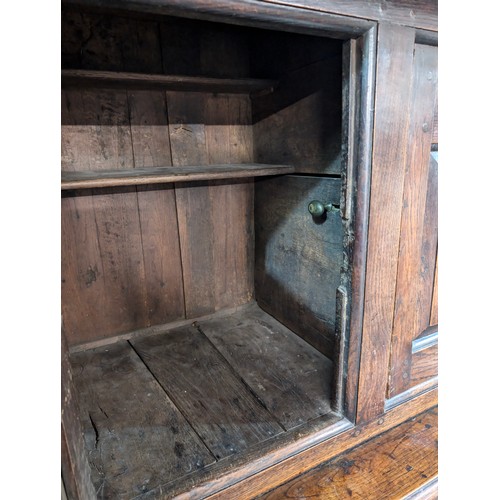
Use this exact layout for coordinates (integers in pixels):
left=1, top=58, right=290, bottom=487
left=61, top=0, right=438, bottom=498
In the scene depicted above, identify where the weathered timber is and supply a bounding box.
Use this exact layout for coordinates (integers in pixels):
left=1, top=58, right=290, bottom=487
left=198, top=302, right=333, bottom=430
left=70, top=341, right=215, bottom=498
left=131, top=325, right=284, bottom=459
left=62, top=69, right=277, bottom=94
left=260, top=407, right=438, bottom=499
left=356, top=24, right=417, bottom=422
left=255, top=175, right=342, bottom=358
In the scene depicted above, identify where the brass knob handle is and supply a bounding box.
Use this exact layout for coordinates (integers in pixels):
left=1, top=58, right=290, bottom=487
left=308, top=200, right=334, bottom=217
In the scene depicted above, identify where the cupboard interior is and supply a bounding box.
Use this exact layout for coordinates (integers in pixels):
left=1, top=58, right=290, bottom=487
left=62, top=7, right=350, bottom=497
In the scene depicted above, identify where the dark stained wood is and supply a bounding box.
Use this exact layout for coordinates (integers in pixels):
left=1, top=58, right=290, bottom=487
left=343, top=26, right=377, bottom=423
left=198, top=302, right=333, bottom=430
left=356, top=24, right=416, bottom=422
left=255, top=175, right=342, bottom=358
left=168, top=91, right=255, bottom=318
left=254, top=0, right=438, bottom=31
left=62, top=69, right=277, bottom=94
left=62, top=0, right=374, bottom=40
left=411, top=344, right=438, bottom=385
left=61, top=89, right=154, bottom=345
left=260, top=407, right=438, bottom=500
left=62, top=9, right=163, bottom=73
left=131, top=325, right=284, bottom=460
left=61, top=332, right=96, bottom=500
left=252, top=56, right=343, bottom=175
left=62, top=164, right=295, bottom=189
left=430, top=254, right=438, bottom=325
left=69, top=303, right=253, bottom=353
left=128, top=90, right=187, bottom=328
left=203, top=389, right=437, bottom=500
left=389, top=45, right=438, bottom=397
left=70, top=341, right=215, bottom=498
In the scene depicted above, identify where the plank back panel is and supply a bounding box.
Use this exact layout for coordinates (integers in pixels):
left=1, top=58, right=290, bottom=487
left=70, top=341, right=215, bottom=498
left=255, top=175, right=342, bottom=358
left=168, top=91, right=255, bottom=318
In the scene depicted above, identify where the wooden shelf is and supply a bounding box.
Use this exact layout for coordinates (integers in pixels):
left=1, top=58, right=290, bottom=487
left=61, top=164, right=295, bottom=190
left=62, top=69, right=278, bottom=94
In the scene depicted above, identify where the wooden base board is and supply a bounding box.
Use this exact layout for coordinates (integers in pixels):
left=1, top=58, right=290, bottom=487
left=259, top=406, right=438, bottom=499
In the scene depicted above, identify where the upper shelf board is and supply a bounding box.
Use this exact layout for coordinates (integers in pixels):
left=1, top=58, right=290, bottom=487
left=62, top=69, right=278, bottom=95
left=61, top=164, right=296, bottom=190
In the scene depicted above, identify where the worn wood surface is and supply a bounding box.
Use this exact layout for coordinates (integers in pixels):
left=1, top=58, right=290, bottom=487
left=260, top=406, right=438, bottom=500
left=411, top=344, right=438, bottom=385
left=343, top=27, right=377, bottom=422
left=62, top=0, right=374, bottom=40
left=255, top=0, right=438, bottom=31
left=70, top=341, right=215, bottom=498
left=255, top=175, right=342, bottom=358
left=168, top=91, right=255, bottom=318
left=61, top=332, right=96, bottom=500
left=204, top=389, right=437, bottom=499
left=252, top=36, right=343, bottom=174
left=388, top=45, right=438, bottom=398
left=198, top=302, right=333, bottom=430
left=430, top=253, right=438, bottom=326
left=131, top=324, right=284, bottom=460
left=62, top=69, right=277, bottom=93
left=356, top=24, right=417, bottom=422
left=62, top=164, right=295, bottom=189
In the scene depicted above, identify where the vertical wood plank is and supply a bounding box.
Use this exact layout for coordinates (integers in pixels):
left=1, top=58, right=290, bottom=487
left=62, top=89, right=149, bottom=344
left=430, top=254, right=438, bottom=326
left=129, top=89, right=186, bottom=325
left=388, top=45, right=438, bottom=397
left=168, top=91, right=254, bottom=317
left=356, top=24, right=416, bottom=422
left=205, top=94, right=254, bottom=310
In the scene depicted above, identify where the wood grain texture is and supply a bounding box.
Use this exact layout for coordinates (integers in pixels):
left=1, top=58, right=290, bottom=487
left=203, top=389, right=437, bottom=500
left=343, top=27, right=377, bottom=422
left=131, top=325, right=284, bottom=459
left=255, top=0, right=438, bottom=31
left=62, top=164, right=295, bottom=189
left=255, top=175, right=342, bottom=358
left=62, top=0, right=374, bottom=40
left=411, top=344, right=438, bottom=385
left=252, top=56, right=343, bottom=175
left=198, top=302, right=333, bottom=430
left=260, top=407, right=438, bottom=500
left=70, top=341, right=215, bottom=499
left=61, top=333, right=96, bottom=500
left=389, top=45, right=438, bottom=397
left=62, top=69, right=277, bottom=93
left=430, top=254, right=438, bottom=326
left=168, top=91, right=255, bottom=318
left=61, top=88, right=152, bottom=344
left=355, top=24, right=417, bottom=422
